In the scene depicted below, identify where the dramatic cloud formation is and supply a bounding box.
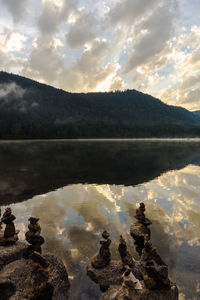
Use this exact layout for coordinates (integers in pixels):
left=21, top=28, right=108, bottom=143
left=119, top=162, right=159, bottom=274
left=1, top=0, right=28, bottom=23
left=0, top=0, right=200, bottom=110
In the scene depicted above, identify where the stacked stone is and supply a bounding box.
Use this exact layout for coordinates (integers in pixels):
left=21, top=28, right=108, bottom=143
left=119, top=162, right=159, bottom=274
left=24, top=217, right=44, bottom=257
left=0, top=207, right=19, bottom=245
left=87, top=204, right=178, bottom=299
left=118, top=235, right=135, bottom=268
left=91, top=230, right=111, bottom=269
left=130, top=202, right=152, bottom=256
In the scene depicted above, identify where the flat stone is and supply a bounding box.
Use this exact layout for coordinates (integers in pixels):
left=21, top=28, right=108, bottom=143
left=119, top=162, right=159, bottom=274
left=0, top=242, right=27, bottom=271
left=0, top=279, right=16, bottom=300
left=130, top=222, right=150, bottom=239
left=0, top=254, right=71, bottom=300
left=87, top=260, right=142, bottom=287
left=100, top=283, right=179, bottom=300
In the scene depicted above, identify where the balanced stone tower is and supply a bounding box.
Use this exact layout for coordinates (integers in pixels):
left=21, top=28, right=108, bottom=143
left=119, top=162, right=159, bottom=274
left=118, top=235, right=135, bottom=268
left=24, top=217, right=44, bottom=257
left=130, top=202, right=152, bottom=256
left=0, top=207, right=19, bottom=245
left=91, top=230, right=111, bottom=269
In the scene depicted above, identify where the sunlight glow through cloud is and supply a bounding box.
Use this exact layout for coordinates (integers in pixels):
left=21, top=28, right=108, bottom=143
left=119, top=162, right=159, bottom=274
left=0, top=0, right=200, bottom=109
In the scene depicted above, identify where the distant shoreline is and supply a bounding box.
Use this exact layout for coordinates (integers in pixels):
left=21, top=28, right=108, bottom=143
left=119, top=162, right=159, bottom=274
left=1, top=138, right=200, bottom=143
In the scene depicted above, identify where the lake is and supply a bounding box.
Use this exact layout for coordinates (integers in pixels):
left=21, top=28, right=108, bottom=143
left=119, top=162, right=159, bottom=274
left=0, top=139, right=200, bottom=299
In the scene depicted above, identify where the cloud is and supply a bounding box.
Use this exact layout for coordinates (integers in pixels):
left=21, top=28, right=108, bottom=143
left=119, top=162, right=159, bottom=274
left=38, top=0, right=78, bottom=36
left=123, top=3, right=176, bottom=74
left=180, top=74, right=200, bottom=91
left=4, top=31, right=27, bottom=52
left=1, top=0, right=200, bottom=111
left=109, top=77, right=125, bottom=91
left=0, top=82, right=25, bottom=100
left=66, top=11, right=98, bottom=48
left=1, top=0, right=28, bottom=23
left=177, top=89, right=200, bottom=111
left=59, top=39, right=117, bottom=92
left=23, top=36, right=64, bottom=83
left=109, top=0, right=159, bottom=26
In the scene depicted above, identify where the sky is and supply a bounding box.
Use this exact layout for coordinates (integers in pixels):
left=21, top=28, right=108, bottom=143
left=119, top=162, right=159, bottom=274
left=0, top=0, right=200, bottom=111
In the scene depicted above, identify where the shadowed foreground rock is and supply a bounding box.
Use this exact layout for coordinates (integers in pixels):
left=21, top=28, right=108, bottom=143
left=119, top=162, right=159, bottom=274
left=0, top=242, right=27, bottom=271
left=0, top=254, right=71, bottom=300
left=100, top=284, right=178, bottom=300
left=87, top=260, right=142, bottom=290
left=0, top=241, right=71, bottom=300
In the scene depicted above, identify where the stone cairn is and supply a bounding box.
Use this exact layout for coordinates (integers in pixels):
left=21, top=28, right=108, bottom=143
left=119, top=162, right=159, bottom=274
left=0, top=207, right=19, bottom=245
left=121, top=265, right=143, bottom=299
left=87, top=203, right=178, bottom=300
left=24, top=217, right=44, bottom=257
left=130, top=202, right=152, bottom=256
left=118, top=235, right=135, bottom=268
left=91, top=230, right=111, bottom=269
left=139, top=236, right=170, bottom=289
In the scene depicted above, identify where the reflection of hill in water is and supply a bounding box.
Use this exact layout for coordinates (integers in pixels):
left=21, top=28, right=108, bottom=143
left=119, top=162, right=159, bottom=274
left=1, top=140, right=200, bottom=205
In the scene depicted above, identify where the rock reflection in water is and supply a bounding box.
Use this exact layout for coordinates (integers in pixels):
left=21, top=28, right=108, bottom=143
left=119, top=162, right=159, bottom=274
left=3, top=164, right=200, bottom=300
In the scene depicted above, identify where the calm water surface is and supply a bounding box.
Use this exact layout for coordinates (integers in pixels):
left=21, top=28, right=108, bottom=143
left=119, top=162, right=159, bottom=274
left=0, top=140, right=200, bottom=300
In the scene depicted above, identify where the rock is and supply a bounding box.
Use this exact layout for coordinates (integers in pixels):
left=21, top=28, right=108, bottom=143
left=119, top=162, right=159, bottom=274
left=0, top=242, right=27, bottom=271
left=0, top=232, right=19, bottom=246
left=0, top=208, right=19, bottom=245
left=0, top=279, right=16, bottom=300
left=130, top=203, right=152, bottom=256
left=91, top=231, right=111, bottom=269
left=45, top=254, right=71, bottom=300
left=118, top=235, right=135, bottom=267
left=130, top=222, right=150, bottom=256
left=135, top=203, right=152, bottom=226
left=4, top=222, right=15, bottom=238
left=87, top=260, right=142, bottom=288
left=100, top=284, right=179, bottom=300
left=140, top=240, right=170, bottom=289
left=0, top=254, right=71, bottom=300
left=24, top=217, right=44, bottom=257
left=29, top=251, right=49, bottom=268
left=22, top=259, right=53, bottom=300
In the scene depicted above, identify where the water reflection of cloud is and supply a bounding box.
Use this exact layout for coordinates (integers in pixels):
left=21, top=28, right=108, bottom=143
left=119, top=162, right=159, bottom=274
left=10, top=164, right=200, bottom=300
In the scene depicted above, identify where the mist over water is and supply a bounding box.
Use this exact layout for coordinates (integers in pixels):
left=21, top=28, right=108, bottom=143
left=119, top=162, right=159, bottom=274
left=0, top=140, right=200, bottom=299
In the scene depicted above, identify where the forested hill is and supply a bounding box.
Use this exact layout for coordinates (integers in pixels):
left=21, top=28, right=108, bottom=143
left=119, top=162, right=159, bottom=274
left=0, top=71, right=200, bottom=138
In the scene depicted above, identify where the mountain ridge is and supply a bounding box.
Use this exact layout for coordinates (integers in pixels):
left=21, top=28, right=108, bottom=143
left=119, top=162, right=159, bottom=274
left=0, top=71, right=200, bottom=138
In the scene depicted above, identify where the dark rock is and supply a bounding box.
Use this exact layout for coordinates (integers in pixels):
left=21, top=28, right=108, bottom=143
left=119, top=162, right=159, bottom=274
left=22, top=259, right=53, bottom=300
left=100, top=284, right=178, bottom=300
left=91, top=231, right=111, bottom=269
left=44, top=254, right=71, bottom=300
left=0, top=279, right=16, bottom=300
left=130, top=222, right=150, bottom=256
left=0, top=254, right=71, bottom=300
left=140, top=240, right=170, bottom=289
left=0, top=242, right=27, bottom=271
left=0, top=232, right=19, bottom=246
left=0, top=207, right=18, bottom=244
left=118, top=235, right=135, bottom=268
left=87, top=260, right=142, bottom=288
left=24, top=217, right=44, bottom=257
left=130, top=203, right=152, bottom=256
left=135, top=203, right=152, bottom=226
left=29, top=251, right=49, bottom=268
